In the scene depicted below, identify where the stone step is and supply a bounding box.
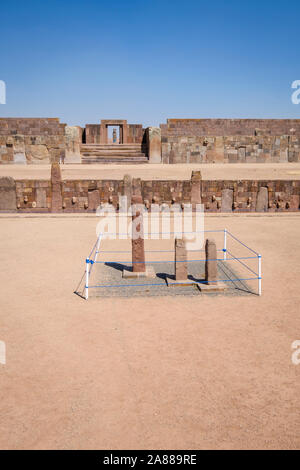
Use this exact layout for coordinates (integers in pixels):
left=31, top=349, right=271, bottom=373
left=81, top=152, right=146, bottom=157
left=81, top=144, right=145, bottom=151
left=81, top=155, right=148, bottom=160
left=80, top=142, right=148, bottom=164
left=81, top=157, right=148, bottom=164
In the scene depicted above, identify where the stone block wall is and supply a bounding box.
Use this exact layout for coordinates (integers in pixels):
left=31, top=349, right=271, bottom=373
left=85, top=124, right=101, bottom=144
left=201, top=180, right=300, bottom=212
left=1, top=169, right=299, bottom=213
left=161, top=119, right=300, bottom=164
left=0, top=118, right=66, bottom=164
left=2, top=117, right=300, bottom=165
left=15, top=180, right=51, bottom=211
left=127, top=125, right=146, bottom=144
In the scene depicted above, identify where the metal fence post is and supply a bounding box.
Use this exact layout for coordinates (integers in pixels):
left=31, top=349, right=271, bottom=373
left=258, top=254, right=262, bottom=296
left=223, top=228, right=227, bottom=260
left=85, top=258, right=89, bottom=300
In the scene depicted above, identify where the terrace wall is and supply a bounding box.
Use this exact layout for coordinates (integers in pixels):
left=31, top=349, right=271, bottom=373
left=1, top=173, right=298, bottom=213
left=161, top=119, right=300, bottom=163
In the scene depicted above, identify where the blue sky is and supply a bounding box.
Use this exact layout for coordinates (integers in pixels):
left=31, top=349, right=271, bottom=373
left=0, top=0, right=299, bottom=127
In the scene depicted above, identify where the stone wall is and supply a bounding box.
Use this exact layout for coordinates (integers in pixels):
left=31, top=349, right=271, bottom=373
left=127, top=124, right=146, bottom=144
left=1, top=167, right=299, bottom=213
left=15, top=180, right=51, bottom=211
left=2, top=117, right=300, bottom=165
left=161, top=119, right=300, bottom=164
left=0, top=118, right=66, bottom=164
left=161, top=119, right=300, bottom=137
left=85, top=124, right=101, bottom=144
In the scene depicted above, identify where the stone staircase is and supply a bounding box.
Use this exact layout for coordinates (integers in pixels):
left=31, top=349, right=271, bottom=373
left=80, top=143, right=148, bottom=164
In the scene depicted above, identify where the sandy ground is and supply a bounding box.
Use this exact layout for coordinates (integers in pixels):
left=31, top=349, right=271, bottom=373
left=0, top=213, right=299, bottom=449
left=1, top=162, right=300, bottom=180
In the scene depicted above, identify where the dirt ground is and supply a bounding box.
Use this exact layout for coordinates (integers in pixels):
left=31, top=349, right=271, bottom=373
left=1, top=162, right=300, bottom=180
left=0, top=213, right=299, bottom=449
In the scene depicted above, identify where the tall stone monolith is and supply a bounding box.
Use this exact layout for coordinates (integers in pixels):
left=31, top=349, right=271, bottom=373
left=131, top=195, right=146, bottom=273
left=205, top=238, right=218, bottom=285
left=0, top=177, right=16, bottom=211
left=175, top=238, right=187, bottom=281
left=191, top=171, right=202, bottom=206
left=123, top=174, right=132, bottom=211
left=147, top=127, right=162, bottom=163
left=256, top=186, right=268, bottom=212
left=51, top=163, right=63, bottom=212
left=221, top=189, right=233, bottom=212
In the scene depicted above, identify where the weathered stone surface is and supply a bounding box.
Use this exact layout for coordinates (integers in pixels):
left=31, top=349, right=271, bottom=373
left=256, top=186, right=268, bottom=212
left=190, top=170, right=202, bottom=205
left=0, top=177, right=16, bottom=210
left=7, top=176, right=300, bottom=214
left=118, top=195, right=128, bottom=213
left=131, top=194, right=145, bottom=273
left=88, top=189, right=100, bottom=211
left=14, top=152, right=26, bottom=164
left=221, top=189, right=233, bottom=212
left=51, top=163, right=62, bottom=212
left=175, top=238, right=187, bottom=281
left=132, top=177, right=142, bottom=196
left=147, top=127, right=161, bottom=163
left=205, top=238, right=218, bottom=285
left=13, top=135, right=26, bottom=164
left=26, top=144, right=50, bottom=163
left=123, top=174, right=132, bottom=208
left=161, top=119, right=300, bottom=164
left=64, top=126, right=81, bottom=163
left=51, top=162, right=62, bottom=185
left=36, top=188, right=47, bottom=208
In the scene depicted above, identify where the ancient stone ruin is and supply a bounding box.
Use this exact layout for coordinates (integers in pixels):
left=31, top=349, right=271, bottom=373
left=1, top=117, right=300, bottom=165
left=0, top=116, right=300, bottom=213
left=175, top=238, right=188, bottom=282
left=123, top=194, right=155, bottom=279
left=0, top=162, right=299, bottom=213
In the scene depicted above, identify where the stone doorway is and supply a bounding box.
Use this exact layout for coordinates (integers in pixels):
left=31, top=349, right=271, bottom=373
left=100, top=120, right=128, bottom=144
left=107, top=126, right=120, bottom=144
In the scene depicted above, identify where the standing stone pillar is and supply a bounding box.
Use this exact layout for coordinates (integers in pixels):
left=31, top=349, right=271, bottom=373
left=256, top=186, right=268, bottom=212
left=123, top=194, right=155, bottom=278
left=0, top=177, right=17, bottom=211
left=205, top=239, right=218, bottom=285
left=123, top=174, right=132, bottom=209
left=64, top=126, right=82, bottom=163
left=132, top=177, right=142, bottom=197
left=175, top=238, right=187, bottom=281
left=147, top=127, right=162, bottom=163
left=51, top=163, right=63, bottom=212
left=221, top=189, right=233, bottom=212
left=191, top=170, right=202, bottom=206
left=131, top=195, right=146, bottom=273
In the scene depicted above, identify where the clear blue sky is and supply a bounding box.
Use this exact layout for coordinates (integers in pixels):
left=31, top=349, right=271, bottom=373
left=0, top=0, right=299, bottom=127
